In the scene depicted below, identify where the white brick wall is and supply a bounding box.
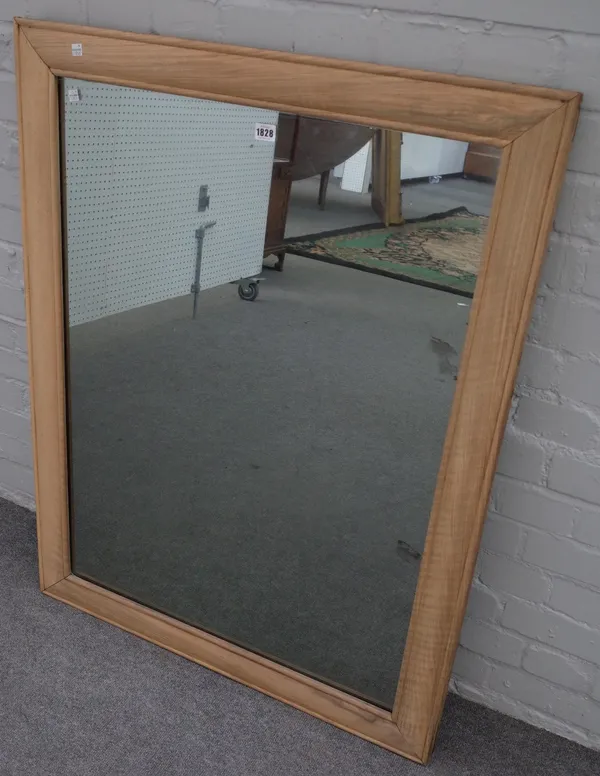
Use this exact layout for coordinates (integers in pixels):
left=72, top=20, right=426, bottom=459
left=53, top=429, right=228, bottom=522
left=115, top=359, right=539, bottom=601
left=0, top=15, right=29, bottom=509
left=2, top=0, right=600, bottom=750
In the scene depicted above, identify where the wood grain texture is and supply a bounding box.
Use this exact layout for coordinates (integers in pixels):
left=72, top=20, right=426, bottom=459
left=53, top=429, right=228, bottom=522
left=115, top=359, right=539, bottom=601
left=14, top=17, right=580, bottom=765
left=14, top=23, right=70, bottom=590
left=44, top=574, right=422, bottom=762
left=20, top=24, right=567, bottom=146
left=15, top=17, right=579, bottom=104
left=392, top=97, right=580, bottom=762
left=371, top=130, right=403, bottom=226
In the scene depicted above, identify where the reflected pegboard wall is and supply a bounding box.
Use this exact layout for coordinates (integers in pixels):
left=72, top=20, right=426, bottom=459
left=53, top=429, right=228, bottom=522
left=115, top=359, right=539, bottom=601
left=63, top=79, right=277, bottom=325
left=341, top=142, right=372, bottom=194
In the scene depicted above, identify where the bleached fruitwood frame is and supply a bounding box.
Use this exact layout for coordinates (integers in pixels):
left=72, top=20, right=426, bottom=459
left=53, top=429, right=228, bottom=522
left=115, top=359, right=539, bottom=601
left=14, top=17, right=580, bottom=765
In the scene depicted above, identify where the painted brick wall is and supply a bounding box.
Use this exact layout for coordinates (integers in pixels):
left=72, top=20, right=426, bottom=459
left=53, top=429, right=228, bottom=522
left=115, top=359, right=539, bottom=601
left=2, top=0, right=600, bottom=750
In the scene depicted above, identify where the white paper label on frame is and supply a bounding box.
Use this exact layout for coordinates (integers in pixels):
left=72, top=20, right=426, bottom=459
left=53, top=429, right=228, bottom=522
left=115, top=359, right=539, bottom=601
left=71, top=43, right=83, bottom=56
left=67, top=88, right=81, bottom=104
left=254, top=123, right=276, bottom=142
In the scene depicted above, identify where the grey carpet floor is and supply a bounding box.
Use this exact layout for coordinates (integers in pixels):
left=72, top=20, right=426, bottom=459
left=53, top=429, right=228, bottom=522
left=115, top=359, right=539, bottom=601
left=2, top=503, right=599, bottom=775
left=68, top=255, right=469, bottom=707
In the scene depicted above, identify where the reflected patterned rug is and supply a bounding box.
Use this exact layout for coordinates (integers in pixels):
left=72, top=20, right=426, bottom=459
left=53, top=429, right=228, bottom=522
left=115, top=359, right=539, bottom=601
left=284, top=207, right=488, bottom=296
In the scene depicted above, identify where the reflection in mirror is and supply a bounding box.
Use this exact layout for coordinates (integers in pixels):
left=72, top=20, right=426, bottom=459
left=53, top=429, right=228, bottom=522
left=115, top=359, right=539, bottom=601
left=63, top=79, right=496, bottom=708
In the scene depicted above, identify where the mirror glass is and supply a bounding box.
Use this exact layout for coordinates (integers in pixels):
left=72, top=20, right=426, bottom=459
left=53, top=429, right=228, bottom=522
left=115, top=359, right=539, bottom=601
left=62, top=79, right=496, bottom=708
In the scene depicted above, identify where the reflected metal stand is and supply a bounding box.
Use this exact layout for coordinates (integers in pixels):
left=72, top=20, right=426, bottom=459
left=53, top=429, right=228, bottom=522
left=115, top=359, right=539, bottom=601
left=192, top=220, right=216, bottom=319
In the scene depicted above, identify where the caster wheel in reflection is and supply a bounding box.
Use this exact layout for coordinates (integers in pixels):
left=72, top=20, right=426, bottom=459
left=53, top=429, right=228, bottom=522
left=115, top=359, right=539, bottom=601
left=238, top=282, right=259, bottom=302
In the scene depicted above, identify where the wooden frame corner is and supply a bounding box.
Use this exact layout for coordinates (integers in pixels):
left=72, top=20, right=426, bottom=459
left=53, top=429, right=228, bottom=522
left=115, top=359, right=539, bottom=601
left=14, top=16, right=580, bottom=765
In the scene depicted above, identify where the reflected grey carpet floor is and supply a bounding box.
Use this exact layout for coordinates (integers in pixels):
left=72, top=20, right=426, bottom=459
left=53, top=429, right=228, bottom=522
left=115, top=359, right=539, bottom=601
left=67, top=256, right=468, bottom=707
left=2, top=503, right=599, bottom=775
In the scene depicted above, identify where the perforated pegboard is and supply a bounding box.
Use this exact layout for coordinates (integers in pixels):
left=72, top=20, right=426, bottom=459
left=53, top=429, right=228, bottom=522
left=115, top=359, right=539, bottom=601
left=63, top=79, right=277, bottom=325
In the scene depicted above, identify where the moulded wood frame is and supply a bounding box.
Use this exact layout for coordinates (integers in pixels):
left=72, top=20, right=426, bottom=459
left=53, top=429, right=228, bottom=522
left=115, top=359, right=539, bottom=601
left=14, top=17, right=580, bottom=765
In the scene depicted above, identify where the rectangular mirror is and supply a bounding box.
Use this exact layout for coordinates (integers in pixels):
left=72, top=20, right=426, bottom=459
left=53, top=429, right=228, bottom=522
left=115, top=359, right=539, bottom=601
left=63, top=80, right=494, bottom=709
left=15, top=18, right=579, bottom=764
